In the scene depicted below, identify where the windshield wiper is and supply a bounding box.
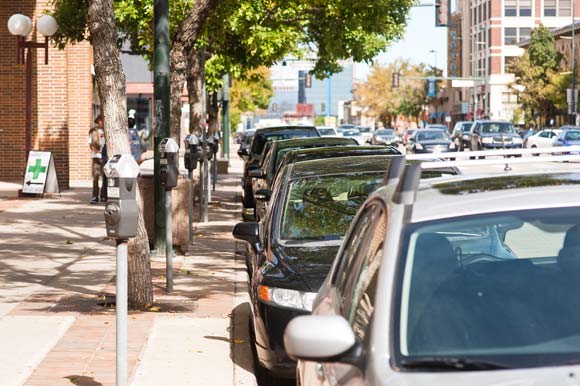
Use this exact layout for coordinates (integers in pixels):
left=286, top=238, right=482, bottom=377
left=400, top=357, right=511, bottom=371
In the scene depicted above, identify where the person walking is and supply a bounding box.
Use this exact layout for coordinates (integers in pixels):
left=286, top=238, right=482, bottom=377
left=128, top=110, right=147, bottom=164
left=88, top=114, right=106, bottom=204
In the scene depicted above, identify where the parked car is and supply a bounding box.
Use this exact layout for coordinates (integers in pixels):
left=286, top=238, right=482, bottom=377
left=286, top=162, right=580, bottom=386
left=402, top=128, right=417, bottom=146
left=237, top=129, right=256, bottom=161
left=337, top=124, right=356, bottom=134
left=234, top=155, right=398, bottom=380
left=406, top=129, right=456, bottom=154
left=525, top=129, right=561, bottom=154
left=249, top=137, right=357, bottom=220
left=451, top=121, right=473, bottom=150
left=554, top=128, right=580, bottom=149
left=469, top=120, right=523, bottom=155
left=369, top=128, right=400, bottom=146
left=356, top=126, right=373, bottom=143
left=316, top=126, right=338, bottom=137
left=340, top=128, right=365, bottom=145
left=241, top=126, right=319, bottom=220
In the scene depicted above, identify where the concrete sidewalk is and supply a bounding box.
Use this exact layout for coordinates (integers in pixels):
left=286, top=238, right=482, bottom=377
left=0, top=152, right=257, bottom=386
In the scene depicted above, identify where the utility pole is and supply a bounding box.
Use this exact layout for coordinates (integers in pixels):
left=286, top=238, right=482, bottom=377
left=572, top=0, right=577, bottom=125
left=153, top=0, right=170, bottom=254
left=484, top=23, right=489, bottom=119
left=222, top=74, right=230, bottom=160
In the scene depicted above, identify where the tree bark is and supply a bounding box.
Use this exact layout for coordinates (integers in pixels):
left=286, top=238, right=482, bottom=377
left=207, top=91, right=219, bottom=137
left=187, top=49, right=204, bottom=136
left=88, top=0, right=153, bottom=309
left=169, top=0, right=221, bottom=142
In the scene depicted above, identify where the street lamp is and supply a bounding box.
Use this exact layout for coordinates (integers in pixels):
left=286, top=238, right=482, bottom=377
left=7, top=14, right=58, bottom=162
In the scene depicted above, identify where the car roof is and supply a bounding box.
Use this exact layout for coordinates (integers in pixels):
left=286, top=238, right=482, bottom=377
left=290, top=155, right=394, bottom=179
left=284, top=145, right=401, bottom=161
left=272, top=137, right=356, bottom=150
left=254, top=125, right=317, bottom=134
left=411, top=172, right=580, bottom=223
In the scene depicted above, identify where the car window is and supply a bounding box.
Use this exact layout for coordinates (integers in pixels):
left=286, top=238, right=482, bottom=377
left=396, top=207, right=580, bottom=368
left=280, top=173, right=384, bottom=241
left=565, top=130, right=580, bottom=141
left=539, top=131, right=549, bottom=138
left=417, top=131, right=449, bottom=141
left=479, top=122, right=516, bottom=134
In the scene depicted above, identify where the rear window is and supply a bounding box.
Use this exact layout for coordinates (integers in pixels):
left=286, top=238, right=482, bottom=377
left=251, top=130, right=318, bottom=156
left=564, top=130, right=580, bottom=141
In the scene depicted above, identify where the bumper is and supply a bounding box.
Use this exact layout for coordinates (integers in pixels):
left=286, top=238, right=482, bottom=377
left=253, top=300, right=309, bottom=378
left=480, top=143, right=523, bottom=149
left=414, top=148, right=456, bottom=154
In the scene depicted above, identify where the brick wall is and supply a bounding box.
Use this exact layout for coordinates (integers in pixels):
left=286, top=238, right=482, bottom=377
left=0, top=1, right=93, bottom=188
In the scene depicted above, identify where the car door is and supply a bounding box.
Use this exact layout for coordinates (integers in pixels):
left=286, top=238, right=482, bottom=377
left=536, top=131, right=552, bottom=147
left=304, top=202, right=387, bottom=386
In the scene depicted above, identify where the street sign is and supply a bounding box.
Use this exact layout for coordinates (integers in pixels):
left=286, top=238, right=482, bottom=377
left=427, top=77, right=436, bottom=97
left=22, top=151, right=59, bottom=195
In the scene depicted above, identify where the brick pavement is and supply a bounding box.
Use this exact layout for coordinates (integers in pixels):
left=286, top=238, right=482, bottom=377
left=0, top=153, right=257, bottom=386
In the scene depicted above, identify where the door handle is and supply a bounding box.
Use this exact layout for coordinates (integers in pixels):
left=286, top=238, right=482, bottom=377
left=315, top=362, right=325, bottom=382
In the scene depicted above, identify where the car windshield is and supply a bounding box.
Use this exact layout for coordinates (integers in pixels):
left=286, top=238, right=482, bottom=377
left=342, top=129, right=361, bottom=137
left=564, top=130, right=580, bottom=141
left=280, top=173, right=383, bottom=241
left=358, top=127, right=372, bottom=133
left=462, top=123, right=473, bottom=131
left=480, top=122, right=516, bottom=134
left=377, top=129, right=395, bottom=136
left=397, top=207, right=580, bottom=368
left=417, top=130, right=449, bottom=141
left=251, top=130, right=317, bottom=157
left=318, top=128, right=336, bottom=136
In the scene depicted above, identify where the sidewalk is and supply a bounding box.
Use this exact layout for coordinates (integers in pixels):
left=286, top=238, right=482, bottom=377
left=0, top=151, right=257, bottom=386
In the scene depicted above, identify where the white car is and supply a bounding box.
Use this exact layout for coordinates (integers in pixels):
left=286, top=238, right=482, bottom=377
left=340, top=128, right=364, bottom=145
left=317, top=126, right=339, bottom=137
left=285, top=155, right=580, bottom=386
left=526, top=129, right=561, bottom=152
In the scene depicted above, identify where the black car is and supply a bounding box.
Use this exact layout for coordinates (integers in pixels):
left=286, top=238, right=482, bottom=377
left=469, top=120, right=523, bottom=154
left=241, top=126, right=319, bottom=220
left=233, top=155, right=397, bottom=379
left=406, top=129, right=457, bottom=154
left=237, top=129, right=256, bottom=161
left=250, top=137, right=357, bottom=220
left=370, top=128, right=400, bottom=146
left=451, top=121, right=473, bottom=150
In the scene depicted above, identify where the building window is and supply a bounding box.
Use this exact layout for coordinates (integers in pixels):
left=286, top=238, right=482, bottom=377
left=505, top=28, right=518, bottom=44
left=520, top=0, right=532, bottom=16
left=505, top=0, right=517, bottom=16
left=519, top=28, right=532, bottom=43
left=545, top=0, right=571, bottom=16
left=506, top=0, right=532, bottom=16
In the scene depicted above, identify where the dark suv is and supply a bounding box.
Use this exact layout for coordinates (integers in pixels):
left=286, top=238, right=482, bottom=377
left=469, top=120, right=523, bottom=153
left=241, top=126, right=319, bottom=220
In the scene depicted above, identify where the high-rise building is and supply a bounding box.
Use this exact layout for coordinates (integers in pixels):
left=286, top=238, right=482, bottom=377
left=458, top=0, right=579, bottom=121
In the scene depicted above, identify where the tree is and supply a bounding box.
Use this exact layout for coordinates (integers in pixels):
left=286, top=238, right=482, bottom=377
left=86, top=0, right=153, bottom=308
left=509, top=25, right=565, bottom=124
left=229, top=67, right=274, bottom=130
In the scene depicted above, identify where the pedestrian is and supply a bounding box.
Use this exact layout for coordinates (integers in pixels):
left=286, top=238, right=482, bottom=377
left=128, top=110, right=147, bottom=164
left=88, top=114, right=107, bottom=204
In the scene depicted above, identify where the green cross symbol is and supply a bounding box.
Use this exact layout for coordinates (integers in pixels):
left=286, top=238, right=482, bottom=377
left=28, top=159, right=47, bottom=180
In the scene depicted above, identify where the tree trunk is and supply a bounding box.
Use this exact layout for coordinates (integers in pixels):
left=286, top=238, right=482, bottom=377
left=207, top=91, right=219, bottom=136
left=88, top=0, right=153, bottom=309
left=187, top=49, right=204, bottom=136
left=169, top=0, right=221, bottom=142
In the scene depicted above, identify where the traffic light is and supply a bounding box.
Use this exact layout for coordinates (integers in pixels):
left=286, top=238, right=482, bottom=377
left=392, top=72, right=400, bottom=89
left=435, top=0, right=450, bottom=27
left=305, top=74, right=312, bottom=88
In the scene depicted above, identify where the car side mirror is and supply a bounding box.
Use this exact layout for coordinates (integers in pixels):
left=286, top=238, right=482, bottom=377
left=232, top=222, right=261, bottom=252
left=249, top=168, right=265, bottom=179
left=284, top=315, right=364, bottom=367
left=255, top=189, right=272, bottom=202
left=238, top=148, right=249, bottom=157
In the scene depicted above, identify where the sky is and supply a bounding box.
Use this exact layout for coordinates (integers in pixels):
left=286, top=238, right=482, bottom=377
left=355, top=2, right=449, bottom=81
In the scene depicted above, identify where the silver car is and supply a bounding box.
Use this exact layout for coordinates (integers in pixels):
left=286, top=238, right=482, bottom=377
left=285, top=157, right=580, bottom=386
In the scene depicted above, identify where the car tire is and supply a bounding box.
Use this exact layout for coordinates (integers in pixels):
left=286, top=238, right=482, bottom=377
left=478, top=143, right=486, bottom=160
left=531, top=145, right=539, bottom=157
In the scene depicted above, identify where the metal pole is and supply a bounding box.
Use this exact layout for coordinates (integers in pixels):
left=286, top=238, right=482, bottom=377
left=200, top=50, right=209, bottom=223
left=484, top=24, right=489, bottom=119
left=25, top=46, right=32, bottom=161
left=572, top=1, right=577, bottom=125
left=188, top=170, right=194, bottom=245
left=326, top=75, right=331, bottom=117
left=165, top=189, right=173, bottom=292
left=116, top=240, right=128, bottom=386
left=472, top=21, right=477, bottom=119
left=154, top=0, right=170, bottom=255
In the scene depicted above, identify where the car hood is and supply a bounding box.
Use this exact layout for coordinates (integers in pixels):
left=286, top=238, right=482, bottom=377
left=273, top=244, right=340, bottom=292
left=417, top=140, right=451, bottom=146
left=479, top=132, right=519, bottom=138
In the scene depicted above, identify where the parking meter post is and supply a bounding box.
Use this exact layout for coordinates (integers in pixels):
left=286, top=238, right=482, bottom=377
left=201, top=136, right=209, bottom=223
left=158, top=138, right=179, bottom=292
left=188, top=169, right=194, bottom=245
left=184, top=135, right=199, bottom=249
left=102, top=154, right=139, bottom=386
left=165, top=189, right=173, bottom=292
left=116, top=239, right=128, bottom=386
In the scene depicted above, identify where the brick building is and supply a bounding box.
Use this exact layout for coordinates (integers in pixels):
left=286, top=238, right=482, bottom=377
left=0, top=1, right=94, bottom=189
left=455, top=0, right=579, bottom=121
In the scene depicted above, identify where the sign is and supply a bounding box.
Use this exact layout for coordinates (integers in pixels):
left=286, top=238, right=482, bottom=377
left=452, top=79, right=475, bottom=88
left=22, top=151, right=60, bottom=195
left=427, top=77, right=437, bottom=97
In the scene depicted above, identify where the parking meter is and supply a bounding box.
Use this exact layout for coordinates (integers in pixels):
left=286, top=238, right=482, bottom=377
left=210, top=133, right=220, bottom=156
left=184, top=134, right=200, bottom=171
left=158, top=138, right=179, bottom=189
left=103, top=154, right=140, bottom=240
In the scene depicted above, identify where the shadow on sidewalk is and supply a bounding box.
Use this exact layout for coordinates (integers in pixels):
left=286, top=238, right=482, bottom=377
left=64, top=375, right=103, bottom=385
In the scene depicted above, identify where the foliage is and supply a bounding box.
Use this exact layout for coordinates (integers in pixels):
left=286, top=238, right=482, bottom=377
left=509, top=25, right=566, bottom=124
left=355, top=59, right=430, bottom=124
left=230, top=67, right=273, bottom=129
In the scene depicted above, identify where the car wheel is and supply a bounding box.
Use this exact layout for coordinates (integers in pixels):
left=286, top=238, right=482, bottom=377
left=478, top=143, right=486, bottom=160
left=531, top=145, right=539, bottom=157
